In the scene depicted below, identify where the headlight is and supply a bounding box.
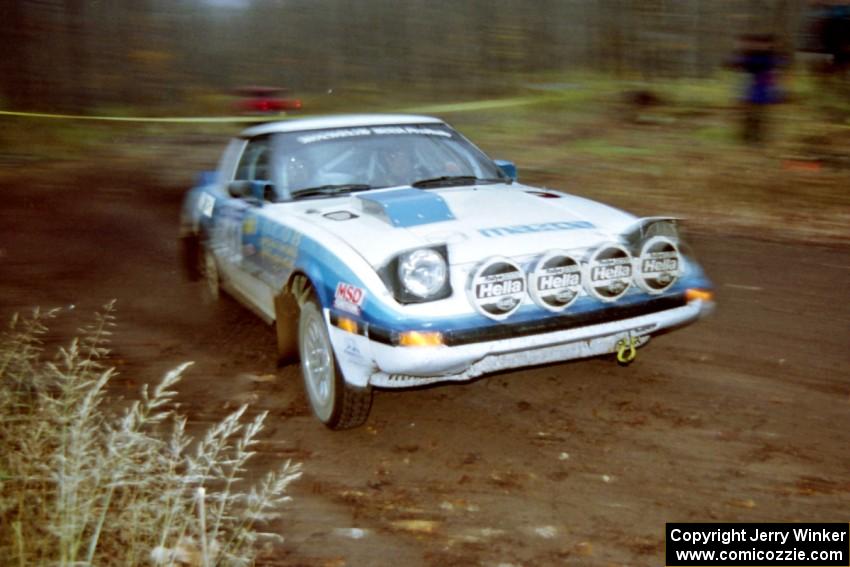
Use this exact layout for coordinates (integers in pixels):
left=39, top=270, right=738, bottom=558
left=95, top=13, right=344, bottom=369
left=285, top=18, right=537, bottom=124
left=398, top=248, right=448, bottom=298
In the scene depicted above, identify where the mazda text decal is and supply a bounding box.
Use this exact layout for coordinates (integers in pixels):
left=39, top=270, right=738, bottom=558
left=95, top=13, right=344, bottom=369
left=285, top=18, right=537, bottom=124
left=478, top=220, right=595, bottom=238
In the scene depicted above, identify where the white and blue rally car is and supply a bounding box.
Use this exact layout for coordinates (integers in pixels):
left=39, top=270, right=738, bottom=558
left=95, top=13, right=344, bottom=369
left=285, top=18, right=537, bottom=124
left=180, top=114, right=714, bottom=429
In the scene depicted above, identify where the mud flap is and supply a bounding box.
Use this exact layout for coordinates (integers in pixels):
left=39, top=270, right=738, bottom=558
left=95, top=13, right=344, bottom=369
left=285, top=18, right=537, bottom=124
left=180, top=235, right=201, bottom=281
left=274, top=291, right=300, bottom=364
left=326, top=323, right=374, bottom=389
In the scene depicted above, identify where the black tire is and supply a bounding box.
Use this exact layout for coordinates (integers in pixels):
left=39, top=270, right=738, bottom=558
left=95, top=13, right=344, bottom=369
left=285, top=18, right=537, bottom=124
left=298, top=297, right=372, bottom=429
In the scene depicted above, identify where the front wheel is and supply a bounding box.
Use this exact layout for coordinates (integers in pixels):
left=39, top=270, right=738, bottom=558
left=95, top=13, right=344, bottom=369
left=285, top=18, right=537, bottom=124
left=298, top=297, right=372, bottom=429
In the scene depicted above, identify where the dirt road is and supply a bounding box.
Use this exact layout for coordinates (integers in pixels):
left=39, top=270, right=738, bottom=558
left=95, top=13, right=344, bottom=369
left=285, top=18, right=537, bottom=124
left=1, top=168, right=848, bottom=566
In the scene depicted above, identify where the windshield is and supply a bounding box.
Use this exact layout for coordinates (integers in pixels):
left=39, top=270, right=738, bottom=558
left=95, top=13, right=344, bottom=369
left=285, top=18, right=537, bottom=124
left=271, top=123, right=507, bottom=198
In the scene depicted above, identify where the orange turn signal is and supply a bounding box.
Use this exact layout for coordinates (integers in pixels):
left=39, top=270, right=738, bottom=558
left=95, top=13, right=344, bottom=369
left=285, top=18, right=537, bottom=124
left=398, top=330, right=444, bottom=347
left=337, top=317, right=359, bottom=334
left=685, top=288, right=714, bottom=303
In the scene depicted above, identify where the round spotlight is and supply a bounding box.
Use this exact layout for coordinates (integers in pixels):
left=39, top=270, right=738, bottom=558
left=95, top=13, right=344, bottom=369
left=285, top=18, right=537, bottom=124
left=585, top=244, right=633, bottom=302
left=636, top=236, right=680, bottom=294
left=468, top=257, right=526, bottom=320
left=528, top=250, right=582, bottom=312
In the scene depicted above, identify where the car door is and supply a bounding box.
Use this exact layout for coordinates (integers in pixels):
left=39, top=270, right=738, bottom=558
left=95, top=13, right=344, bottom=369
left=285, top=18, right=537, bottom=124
left=216, top=135, right=276, bottom=320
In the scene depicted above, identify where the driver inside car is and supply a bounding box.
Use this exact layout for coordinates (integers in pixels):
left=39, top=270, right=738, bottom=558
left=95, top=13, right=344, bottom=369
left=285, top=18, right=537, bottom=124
left=284, top=155, right=312, bottom=193
left=382, top=148, right=414, bottom=187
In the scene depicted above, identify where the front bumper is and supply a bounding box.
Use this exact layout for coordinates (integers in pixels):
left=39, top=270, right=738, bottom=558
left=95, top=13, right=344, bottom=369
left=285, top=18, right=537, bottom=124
left=327, top=295, right=712, bottom=389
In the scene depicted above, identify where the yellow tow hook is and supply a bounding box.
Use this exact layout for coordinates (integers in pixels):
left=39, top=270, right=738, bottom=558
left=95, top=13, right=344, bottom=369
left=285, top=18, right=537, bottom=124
left=615, top=336, right=639, bottom=365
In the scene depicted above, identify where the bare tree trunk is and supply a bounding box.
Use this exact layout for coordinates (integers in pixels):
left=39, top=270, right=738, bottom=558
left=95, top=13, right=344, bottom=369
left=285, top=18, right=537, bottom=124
left=0, top=2, right=34, bottom=110
left=63, top=0, right=89, bottom=111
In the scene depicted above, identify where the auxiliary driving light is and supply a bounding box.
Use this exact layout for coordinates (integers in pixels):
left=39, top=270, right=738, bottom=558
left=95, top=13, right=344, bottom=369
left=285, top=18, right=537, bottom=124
left=685, top=288, right=714, bottom=303
left=336, top=317, right=359, bottom=334
left=398, top=330, right=444, bottom=347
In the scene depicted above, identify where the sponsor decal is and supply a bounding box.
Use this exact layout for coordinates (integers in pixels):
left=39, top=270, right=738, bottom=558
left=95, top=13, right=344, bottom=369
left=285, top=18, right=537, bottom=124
left=297, top=126, right=451, bottom=144
left=343, top=339, right=366, bottom=361
left=198, top=192, right=215, bottom=218
left=242, top=216, right=257, bottom=235
left=585, top=244, right=633, bottom=302
left=258, top=233, right=299, bottom=274
left=478, top=220, right=595, bottom=238
left=528, top=251, right=582, bottom=312
left=468, top=257, right=526, bottom=320
left=371, top=126, right=451, bottom=137
left=636, top=236, right=680, bottom=294
left=334, top=282, right=366, bottom=315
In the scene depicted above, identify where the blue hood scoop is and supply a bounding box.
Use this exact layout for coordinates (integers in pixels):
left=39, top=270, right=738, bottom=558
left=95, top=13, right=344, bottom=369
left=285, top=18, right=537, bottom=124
left=358, top=188, right=456, bottom=228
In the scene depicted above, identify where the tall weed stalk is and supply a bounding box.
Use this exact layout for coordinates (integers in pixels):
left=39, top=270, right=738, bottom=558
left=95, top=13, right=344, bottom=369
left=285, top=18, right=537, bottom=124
left=0, top=304, right=302, bottom=566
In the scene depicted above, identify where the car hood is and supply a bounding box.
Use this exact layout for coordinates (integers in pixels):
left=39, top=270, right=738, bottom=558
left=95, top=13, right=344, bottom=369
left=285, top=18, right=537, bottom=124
left=278, top=183, right=637, bottom=267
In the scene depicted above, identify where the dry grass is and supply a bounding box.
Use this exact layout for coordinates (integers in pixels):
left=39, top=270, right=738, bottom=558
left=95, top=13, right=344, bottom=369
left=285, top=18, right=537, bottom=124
left=0, top=302, right=302, bottom=566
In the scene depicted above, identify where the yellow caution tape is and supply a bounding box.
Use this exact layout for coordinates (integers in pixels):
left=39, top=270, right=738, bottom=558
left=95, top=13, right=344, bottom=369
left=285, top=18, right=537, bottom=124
left=0, top=92, right=572, bottom=123
left=403, top=94, right=558, bottom=114
left=0, top=110, right=284, bottom=123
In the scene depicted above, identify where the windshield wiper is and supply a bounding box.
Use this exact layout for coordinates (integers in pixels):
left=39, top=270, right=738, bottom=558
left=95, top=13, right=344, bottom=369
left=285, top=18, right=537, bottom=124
left=411, top=176, right=507, bottom=189
left=292, top=184, right=372, bottom=199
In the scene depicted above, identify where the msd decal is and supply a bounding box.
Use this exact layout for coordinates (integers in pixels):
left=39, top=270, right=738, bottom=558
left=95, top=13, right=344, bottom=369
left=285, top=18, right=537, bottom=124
left=334, top=282, right=366, bottom=315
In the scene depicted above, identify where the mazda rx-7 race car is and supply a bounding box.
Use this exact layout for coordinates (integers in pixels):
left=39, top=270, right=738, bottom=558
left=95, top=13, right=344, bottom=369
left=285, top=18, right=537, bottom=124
left=180, top=114, right=714, bottom=429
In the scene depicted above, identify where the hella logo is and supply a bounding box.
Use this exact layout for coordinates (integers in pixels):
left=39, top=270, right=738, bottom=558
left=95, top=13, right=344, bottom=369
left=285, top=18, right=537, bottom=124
left=642, top=257, right=678, bottom=273
left=538, top=273, right=580, bottom=290
left=591, top=264, right=632, bottom=281
left=476, top=278, right=524, bottom=298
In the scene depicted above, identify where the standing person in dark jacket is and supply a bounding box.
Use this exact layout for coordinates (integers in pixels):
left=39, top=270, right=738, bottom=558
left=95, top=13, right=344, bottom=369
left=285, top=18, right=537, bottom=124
left=822, top=5, right=850, bottom=76
left=732, top=34, right=785, bottom=144
left=821, top=4, right=850, bottom=99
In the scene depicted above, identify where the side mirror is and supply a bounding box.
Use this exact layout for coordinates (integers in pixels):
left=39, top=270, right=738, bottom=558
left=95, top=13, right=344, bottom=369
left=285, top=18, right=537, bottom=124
left=494, top=159, right=517, bottom=182
left=228, top=180, right=252, bottom=198
left=228, top=180, right=274, bottom=206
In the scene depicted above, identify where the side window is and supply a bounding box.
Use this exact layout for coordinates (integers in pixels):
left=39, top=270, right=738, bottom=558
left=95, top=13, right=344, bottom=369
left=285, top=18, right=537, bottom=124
left=234, top=137, right=271, bottom=182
